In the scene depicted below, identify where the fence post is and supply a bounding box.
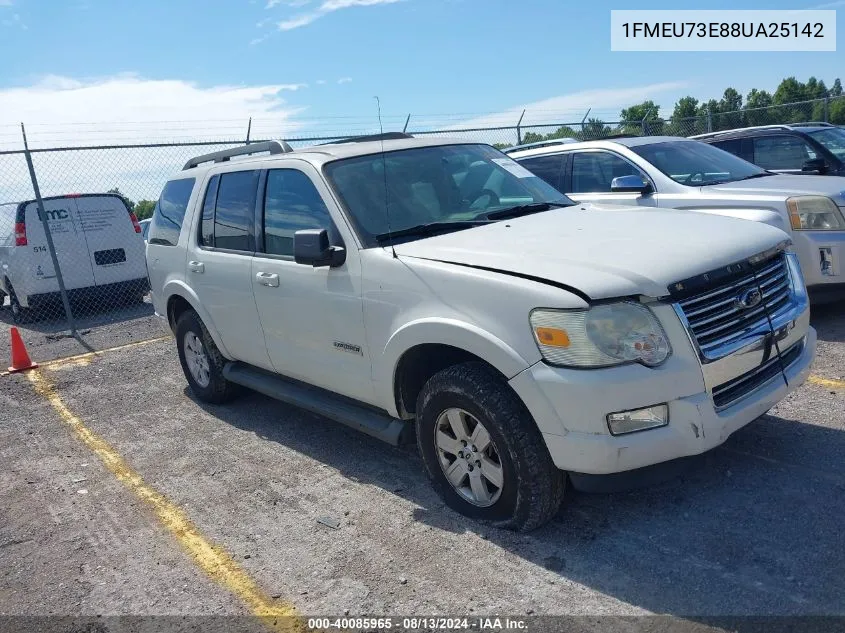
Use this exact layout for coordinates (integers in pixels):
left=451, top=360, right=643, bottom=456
left=20, top=123, right=77, bottom=336
left=824, top=97, right=830, bottom=123
left=706, top=108, right=713, bottom=133
left=516, top=109, right=526, bottom=145
left=246, top=117, right=252, bottom=144
left=403, top=114, right=411, bottom=133
left=580, top=109, right=591, bottom=138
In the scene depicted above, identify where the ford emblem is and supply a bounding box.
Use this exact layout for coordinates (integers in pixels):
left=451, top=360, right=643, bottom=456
left=736, top=288, right=763, bottom=310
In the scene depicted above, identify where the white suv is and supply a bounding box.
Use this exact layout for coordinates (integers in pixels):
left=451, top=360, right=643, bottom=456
left=147, top=136, right=816, bottom=531
left=508, top=136, right=845, bottom=303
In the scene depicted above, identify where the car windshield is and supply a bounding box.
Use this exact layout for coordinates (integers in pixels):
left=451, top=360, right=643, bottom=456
left=324, top=143, right=572, bottom=246
left=808, top=127, right=845, bottom=160
left=632, top=140, right=768, bottom=186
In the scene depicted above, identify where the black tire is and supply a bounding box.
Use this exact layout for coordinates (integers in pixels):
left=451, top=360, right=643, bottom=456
left=175, top=310, right=241, bottom=404
left=6, top=280, right=33, bottom=324
left=416, top=362, right=565, bottom=532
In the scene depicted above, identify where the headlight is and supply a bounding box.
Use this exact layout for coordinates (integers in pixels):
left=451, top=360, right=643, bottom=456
left=786, top=196, right=845, bottom=230
left=530, top=302, right=671, bottom=368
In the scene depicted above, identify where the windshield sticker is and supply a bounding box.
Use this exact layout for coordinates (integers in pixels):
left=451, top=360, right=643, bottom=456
left=492, top=158, right=536, bottom=179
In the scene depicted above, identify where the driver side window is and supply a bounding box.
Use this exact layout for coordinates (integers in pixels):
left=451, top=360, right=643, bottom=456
left=263, top=169, right=334, bottom=257
left=571, top=152, right=641, bottom=193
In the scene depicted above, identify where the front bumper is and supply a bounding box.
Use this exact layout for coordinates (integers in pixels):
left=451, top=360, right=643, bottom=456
left=791, top=228, right=845, bottom=290
left=511, top=327, right=815, bottom=474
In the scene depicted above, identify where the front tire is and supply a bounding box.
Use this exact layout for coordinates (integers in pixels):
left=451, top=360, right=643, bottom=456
left=416, top=362, right=565, bottom=531
left=175, top=310, right=241, bottom=404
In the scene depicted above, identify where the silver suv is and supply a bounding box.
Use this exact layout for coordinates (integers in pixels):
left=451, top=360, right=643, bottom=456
left=510, top=136, right=845, bottom=303
left=146, top=136, right=814, bottom=531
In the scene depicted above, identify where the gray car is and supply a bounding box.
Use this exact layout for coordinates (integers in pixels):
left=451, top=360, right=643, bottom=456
left=510, top=136, right=845, bottom=302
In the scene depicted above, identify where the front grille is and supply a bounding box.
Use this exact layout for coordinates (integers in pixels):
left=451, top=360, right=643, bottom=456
left=677, top=254, right=791, bottom=354
left=712, top=339, right=804, bottom=410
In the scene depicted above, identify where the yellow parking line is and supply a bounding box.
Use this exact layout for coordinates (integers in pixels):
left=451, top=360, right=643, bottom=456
left=807, top=375, right=845, bottom=390
left=1, top=335, right=171, bottom=377
left=27, top=369, right=301, bottom=631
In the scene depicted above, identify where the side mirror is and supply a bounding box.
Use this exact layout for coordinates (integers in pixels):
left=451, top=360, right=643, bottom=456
left=801, top=158, right=827, bottom=174
left=293, top=229, right=346, bottom=268
left=610, top=174, right=652, bottom=194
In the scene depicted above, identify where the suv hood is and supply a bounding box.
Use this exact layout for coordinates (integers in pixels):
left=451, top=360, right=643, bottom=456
left=703, top=174, right=845, bottom=205
left=393, top=205, right=789, bottom=300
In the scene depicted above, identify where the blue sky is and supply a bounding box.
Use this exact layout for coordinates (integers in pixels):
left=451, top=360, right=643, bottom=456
left=0, top=0, right=843, bottom=143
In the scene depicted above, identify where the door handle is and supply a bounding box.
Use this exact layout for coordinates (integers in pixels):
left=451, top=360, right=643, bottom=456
left=255, top=272, right=280, bottom=287
left=188, top=261, right=204, bottom=273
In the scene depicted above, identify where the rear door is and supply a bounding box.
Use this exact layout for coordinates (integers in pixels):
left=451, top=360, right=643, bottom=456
left=23, top=197, right=95, bottom=293
left=188, top=169, right=273, bottom=371
left=73, top=195, right=147, bottom=286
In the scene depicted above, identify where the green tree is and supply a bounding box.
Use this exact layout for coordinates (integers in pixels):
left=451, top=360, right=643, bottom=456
left=744, top=89, right=774, bottom=125
left=830, top=78, right=842, bottom=97
left=108, top=187, right=135, bottom=212
left=718, top=88, right=744, bottom=129
left=134, top=200, right=157, bottom=221
left=668, top=96, right=702, bottom=135
left=619, top=100, right=660, bottom=133
left=582, top=118, right=611, bottom=139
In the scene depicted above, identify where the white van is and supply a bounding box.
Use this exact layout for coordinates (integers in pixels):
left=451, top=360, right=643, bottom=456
left=0, top=193, right=149, bottom=320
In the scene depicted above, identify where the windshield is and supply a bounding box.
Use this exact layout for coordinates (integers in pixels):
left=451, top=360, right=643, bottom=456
left=808, top=127, right=845, bottom=160
left=632, top=140, right=768, bottom=186
left=324, top=143, right=572, bottom=246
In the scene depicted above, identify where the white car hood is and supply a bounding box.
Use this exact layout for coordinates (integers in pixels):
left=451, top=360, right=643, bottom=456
left=703, top=174, right=845, bottom=205
left=393, top=205, right=789, bottom=300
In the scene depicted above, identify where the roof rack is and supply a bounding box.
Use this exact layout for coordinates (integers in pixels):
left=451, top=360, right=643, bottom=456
left=182, top=140, right=293, bottom=170
left=321, top=132, right=414, bottom=146
left=502, top=138, right=577, bottom=154
left=691, top=121, right=837, bottom=140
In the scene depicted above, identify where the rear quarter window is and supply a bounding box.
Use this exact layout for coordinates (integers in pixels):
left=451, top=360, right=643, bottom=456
left=149, top=178, right=196, bottom=246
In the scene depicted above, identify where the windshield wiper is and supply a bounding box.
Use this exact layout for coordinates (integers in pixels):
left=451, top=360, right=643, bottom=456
left=375, top=220, right=492, bottom=243
left=705, top=172, right=773, bottom=186
left=738, top=172, right=775, bottom=181
left=482, top=201, right=571, bottom=221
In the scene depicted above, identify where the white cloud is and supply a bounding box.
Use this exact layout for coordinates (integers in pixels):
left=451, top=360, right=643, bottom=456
left=443, top=81, right=691, bottom=130
left=807, top=0, right=845, bottom=6
left=0, top=0, right=13, bottom=6
left=337, top=77, right=352, bottom=84
left=278, top=0, right=402, bottom=30
left=2, top=12, right=26, bottom=29
left=0, top=75, right=310, bottom=201
left=316, top=79, right=327, bottom=85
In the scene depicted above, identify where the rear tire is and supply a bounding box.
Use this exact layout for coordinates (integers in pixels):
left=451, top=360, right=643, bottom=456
left=6, top=281, right=33, bottom=324
left=415, top=362, right=565, bottom=532
left=175, top=310, right=241, bottom=404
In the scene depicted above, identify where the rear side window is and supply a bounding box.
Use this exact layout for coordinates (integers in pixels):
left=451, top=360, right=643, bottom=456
left=518, top=154, right=565, bottom=191
left=262, top=169, right=333, bottom=257
left=711, top=139, right=742, bottom=157
left=211, top=170, right=259, bottom=252
left=753, top=135, right=817, bottom=170
left=149, top=178, right=195, bottom=246
left=199, top=175, right=220, bottom=248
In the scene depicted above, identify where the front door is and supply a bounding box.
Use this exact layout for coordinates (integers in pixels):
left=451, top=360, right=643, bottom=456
left=251, top=165, right=374, bottom=404
left=564, top=150, right=658, bottom=207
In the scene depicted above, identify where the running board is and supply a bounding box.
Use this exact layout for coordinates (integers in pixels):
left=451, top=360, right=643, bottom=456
left=223, top=362, right=411, bottom=446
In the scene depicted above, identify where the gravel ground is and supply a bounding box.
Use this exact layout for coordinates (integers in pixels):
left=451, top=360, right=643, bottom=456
left=0, top=295, right=168, bottom=365
left=0, top=305, right=842, bottom=626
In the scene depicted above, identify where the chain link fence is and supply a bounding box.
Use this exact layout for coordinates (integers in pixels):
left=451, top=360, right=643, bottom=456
left=1, top=95, right=843, bottom=359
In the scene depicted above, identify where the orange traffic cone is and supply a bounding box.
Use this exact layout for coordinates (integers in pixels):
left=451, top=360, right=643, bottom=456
left=8, top=327, right=37, bottom=373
